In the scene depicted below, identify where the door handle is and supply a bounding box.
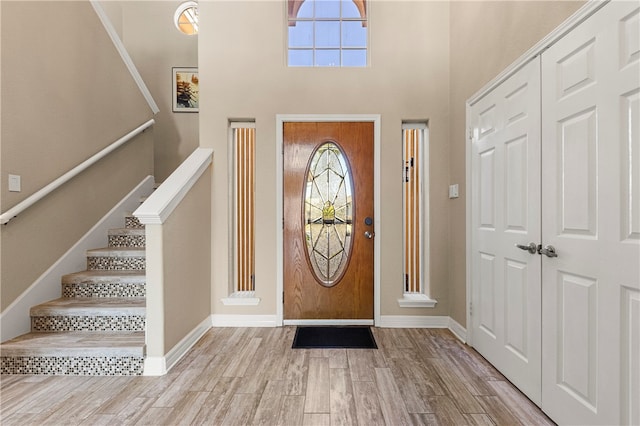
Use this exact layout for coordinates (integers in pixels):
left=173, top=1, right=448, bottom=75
left=364, top=231, right=374, bottom=239
left=515, top=242, right=538, bottom=254
left=538, top=245, right=558, bottom=258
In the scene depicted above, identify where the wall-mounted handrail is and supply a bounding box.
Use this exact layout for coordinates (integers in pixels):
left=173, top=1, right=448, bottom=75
left=90, top=1, right=160, bottom=114
left=0, top=119, right=155, bottom=225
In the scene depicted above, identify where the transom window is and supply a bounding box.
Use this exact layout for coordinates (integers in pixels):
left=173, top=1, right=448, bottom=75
left=288, top=0, right=368, bottom=67
left=174, top=1, right=198, bottom=35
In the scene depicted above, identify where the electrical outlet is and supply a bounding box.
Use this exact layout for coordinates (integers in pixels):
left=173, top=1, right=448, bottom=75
left=449, top=184, right=459, bottom=199
left=8, top=174, right=21, bottom=192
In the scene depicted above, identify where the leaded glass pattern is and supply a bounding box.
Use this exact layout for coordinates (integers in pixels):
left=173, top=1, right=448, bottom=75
left=304, top=142, right=353, bottom=286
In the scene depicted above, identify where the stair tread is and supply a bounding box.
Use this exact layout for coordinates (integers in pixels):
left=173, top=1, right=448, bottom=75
left=31, top=297, right=145, bottom=316
left=108, top=228, right=145, bottom=235
left=87, top=247, right=145, bottom=256
left=62, top=270, right=145, bottom=283
left=0, top=332, right=145, bottom=357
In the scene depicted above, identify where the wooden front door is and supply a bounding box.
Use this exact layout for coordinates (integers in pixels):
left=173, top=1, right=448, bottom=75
left=284, top=122, right=374, bottom=320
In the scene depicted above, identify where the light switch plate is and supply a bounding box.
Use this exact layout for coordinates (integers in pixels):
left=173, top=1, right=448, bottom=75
left=449, top=184, right=459, bottom=199
left=8, top=174, right=21, bottom=192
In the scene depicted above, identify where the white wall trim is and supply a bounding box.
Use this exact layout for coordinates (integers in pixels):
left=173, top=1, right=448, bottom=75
left=134, top=148, right=213, bottom=225
left=0, top=176, right=155, bottom=342
left=284, top=319, right=374, bottom=326
left=211, top=314, right=278, bottom=328
left=143, top=316, right=212, bottom=376
left=397, top=294, right=438, bottom=308
left=448, top=317, right=467, bottom=343
left=465, top=101, right=474, bottom=346
left=143, top=357, right=167, bottom=376
left=90, top=0, right=160, bottom=114
left=221, top=291, right=261, bottom=306
left=378, top=315, right=450, bottom=328
left=275, top=114, right=381, bottom=326
left=166, top=316, right=212, bottom=373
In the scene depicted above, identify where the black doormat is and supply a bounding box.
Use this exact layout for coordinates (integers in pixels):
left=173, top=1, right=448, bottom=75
left=292, top=326, right=377, bottom=349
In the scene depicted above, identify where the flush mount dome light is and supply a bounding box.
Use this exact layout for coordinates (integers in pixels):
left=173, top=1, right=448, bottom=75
left=175, top=1, right=199, bottom=35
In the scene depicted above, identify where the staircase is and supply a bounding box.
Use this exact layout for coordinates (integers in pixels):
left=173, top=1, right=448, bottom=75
left=0, top=215, right=146, bottom=375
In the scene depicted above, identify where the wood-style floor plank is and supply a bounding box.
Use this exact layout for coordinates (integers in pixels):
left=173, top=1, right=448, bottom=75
left=304, top=357, right=330, bottom=413
left=277, top=395, right=304, bottom=426
left=374, top=367, right=413, bottom=425
left=329, top=368, right=357, bottom=426
left=487, top=380, right=554, bottom=426
left=0, top=327, right=553, bottom=425
left=303, top=412, right=331, bottom=426
left=251, top=380, right=284, bottom=426
left=284, top=349, right=308, bottom=396
left=351, top=381, right=386, bottom=426
left=385, top=357, right=432, bottom=414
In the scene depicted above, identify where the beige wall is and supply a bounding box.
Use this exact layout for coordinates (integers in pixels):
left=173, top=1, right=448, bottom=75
left=0, top=1, right=154, bottom=310
left=199, top=1, right=452, bottom=318
left=118, top=1, right=200, bottom=182
left=162, top=166, right=212, bottom=351
left=447, top=0, right=586, bottom=326
left=0, top=0, right=590, bottom=326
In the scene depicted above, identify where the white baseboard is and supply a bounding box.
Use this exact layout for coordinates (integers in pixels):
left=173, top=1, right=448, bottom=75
left=0, top=176, right=155, bottom=342
left=378, top=315, right=450, bottom=328
left=145, top=314, right=465, bottom=375
left=210, top=314, right=278, bottom=327
left=165, top=316, right=212, bottom=373
left=144, top=316, right=212, bottom=376
left=448, top=317, right=467, bottom=343
left=378, top=315, right=467, bottom=343
left=142, top=356, right=166, bottom=376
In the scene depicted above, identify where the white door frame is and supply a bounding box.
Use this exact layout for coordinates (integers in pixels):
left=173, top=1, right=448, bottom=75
left=465, top=0, right=607, bottom=346
left=275, top=114, right=381, bottom=326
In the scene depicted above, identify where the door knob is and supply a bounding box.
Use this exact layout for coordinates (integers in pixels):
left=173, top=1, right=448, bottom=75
left=364, top=231, right=374, bottom=239
left=538, top=245, right=558, bottom=258
left=515, top=242, right=538, bottom=254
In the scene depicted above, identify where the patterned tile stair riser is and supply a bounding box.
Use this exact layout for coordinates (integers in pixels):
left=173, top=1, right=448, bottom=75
left=0, top=356, right=144, bottom=376
left=0, top=214, right=148, bottom=376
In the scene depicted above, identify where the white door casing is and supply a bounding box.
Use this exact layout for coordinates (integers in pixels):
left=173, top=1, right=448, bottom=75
left=469, top=57, right=542, bottom=406
left=541, top=2, right=640, bottom=425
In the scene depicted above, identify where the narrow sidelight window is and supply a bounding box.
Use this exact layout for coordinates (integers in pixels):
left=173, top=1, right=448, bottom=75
left=401, top=122, right=435, bottom=307
left=231, top=122, right=256, bottom=294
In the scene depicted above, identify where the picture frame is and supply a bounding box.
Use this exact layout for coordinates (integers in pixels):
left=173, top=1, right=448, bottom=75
left=172, top=67, right=199, bottom=112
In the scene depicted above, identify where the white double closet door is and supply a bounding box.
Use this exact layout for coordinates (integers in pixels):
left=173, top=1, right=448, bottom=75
left=469, top=2, right=639, bottom=425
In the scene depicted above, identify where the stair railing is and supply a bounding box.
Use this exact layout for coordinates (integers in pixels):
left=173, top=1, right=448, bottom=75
left=0, top=119, right=155, bottom=225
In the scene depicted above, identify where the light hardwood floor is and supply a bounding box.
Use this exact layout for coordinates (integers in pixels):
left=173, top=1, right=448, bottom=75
left=0, top=327, right=554, bottom=425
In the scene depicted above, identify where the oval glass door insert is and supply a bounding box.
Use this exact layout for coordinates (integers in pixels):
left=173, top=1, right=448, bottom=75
left=304, top=142, right=354, bottom=287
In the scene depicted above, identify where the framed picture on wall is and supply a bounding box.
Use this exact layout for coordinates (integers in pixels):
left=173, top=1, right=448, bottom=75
left=172, top=67, right=199, bottom=112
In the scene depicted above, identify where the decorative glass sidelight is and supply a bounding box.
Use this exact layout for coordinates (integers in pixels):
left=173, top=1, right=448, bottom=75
left=304, top=142, right=354, bottom=287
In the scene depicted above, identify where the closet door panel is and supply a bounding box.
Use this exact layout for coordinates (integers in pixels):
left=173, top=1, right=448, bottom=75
left=469, top=57, right=542, bottom=406
left=541, top=2, right=640, bottom=425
